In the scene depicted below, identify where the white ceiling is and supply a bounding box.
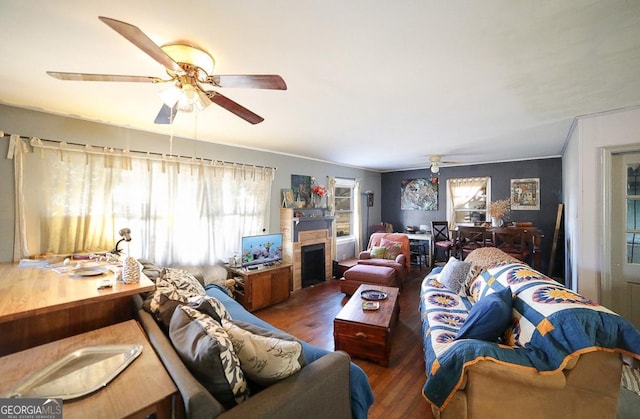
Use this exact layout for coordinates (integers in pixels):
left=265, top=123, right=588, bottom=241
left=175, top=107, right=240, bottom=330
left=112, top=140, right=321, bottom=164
left=2, top=1, right=640, bottom=171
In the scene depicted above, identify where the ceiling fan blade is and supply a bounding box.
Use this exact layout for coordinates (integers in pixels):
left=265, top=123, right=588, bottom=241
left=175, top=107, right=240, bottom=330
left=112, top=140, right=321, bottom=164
left=98, top=16, right=183, bottom=74
left=47, top=71, right=160, bottom=83
left=154, top=104, right=178, bottom=124
left=206, top=91, right=264, bottom=124
left=208, top=75, right=287, bottom=90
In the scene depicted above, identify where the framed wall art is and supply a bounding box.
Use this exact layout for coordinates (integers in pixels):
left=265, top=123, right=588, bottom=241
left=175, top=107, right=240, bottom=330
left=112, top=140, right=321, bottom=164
left=401, top=177, right=438, bottom=211
left=291, top=174, right=312, bottom=207
left=281, top=189, right=294, bottom=208
left=510, top=178, right=540, bottom=210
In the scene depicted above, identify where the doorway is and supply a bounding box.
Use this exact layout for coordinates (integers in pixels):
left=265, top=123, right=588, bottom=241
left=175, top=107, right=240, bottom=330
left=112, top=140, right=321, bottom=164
left=608, top=151, right=640, bottom=328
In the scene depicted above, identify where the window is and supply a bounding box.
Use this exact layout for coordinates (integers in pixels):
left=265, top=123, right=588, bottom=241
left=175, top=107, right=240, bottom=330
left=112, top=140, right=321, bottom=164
left=12, top=138, right=274, bottom=266
left=334, top=178, right=355, bottom=239
left=446, top=177, right=491, bottom=228
left=627, top=164, right=640, bottom=263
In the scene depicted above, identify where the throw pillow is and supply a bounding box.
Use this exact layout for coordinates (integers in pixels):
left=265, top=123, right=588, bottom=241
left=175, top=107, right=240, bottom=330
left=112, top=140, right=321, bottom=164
left=438, top=257, right=472, bottom=294
left=138, top=259, right=163, bottom=282
left=188, top=295, right=232, bottom=323
left=222, top=319, right=306, bottom=386
left=370, top=246, right=387, bottom=259
left=169, top=305, right=249, bottom=408
left=456, top=286, right=513, bottom=342
left=462, top=248, right=522, bottom=297
left=380, top=238, right=403, bottom=260
left=147, top=268, right=206, bottom=320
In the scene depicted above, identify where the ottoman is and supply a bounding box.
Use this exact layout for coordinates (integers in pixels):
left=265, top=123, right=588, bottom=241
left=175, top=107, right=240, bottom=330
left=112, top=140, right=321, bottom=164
left=340, top=264, right=398, bottom=295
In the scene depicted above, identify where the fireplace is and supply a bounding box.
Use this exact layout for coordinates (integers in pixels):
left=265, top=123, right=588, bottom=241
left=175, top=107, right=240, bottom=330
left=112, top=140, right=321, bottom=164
left=301, top=243, right=326, bottom=288
left=280, top=208, right=335, bottom=291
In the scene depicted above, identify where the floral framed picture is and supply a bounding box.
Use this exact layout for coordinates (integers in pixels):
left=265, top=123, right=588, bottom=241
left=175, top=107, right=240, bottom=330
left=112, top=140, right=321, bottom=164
left=401, top=177, right=438, bottom=211
left=510, top=178, right=540, bottom=210
left=291, top=174, right=312, bottom=207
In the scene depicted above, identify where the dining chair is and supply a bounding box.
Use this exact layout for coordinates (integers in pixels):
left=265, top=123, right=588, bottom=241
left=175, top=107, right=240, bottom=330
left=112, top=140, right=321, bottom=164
left=491, top=228, right=531, bottom=264
left=431, top=221, right=455, bottom=264
left=456, top=226, right=490, bottom=260
left=409, top=239, right=428, bottom=271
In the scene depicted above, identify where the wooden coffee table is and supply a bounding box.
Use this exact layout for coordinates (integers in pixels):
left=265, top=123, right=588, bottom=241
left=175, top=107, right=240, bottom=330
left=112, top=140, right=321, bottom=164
left=333, top=284, right=400, bottom=366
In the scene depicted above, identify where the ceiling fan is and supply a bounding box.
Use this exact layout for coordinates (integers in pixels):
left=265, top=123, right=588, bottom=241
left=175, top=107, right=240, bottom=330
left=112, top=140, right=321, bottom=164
left=46, top=16, right=287, bottom=125
left=428, top=155, right=460, bottom=173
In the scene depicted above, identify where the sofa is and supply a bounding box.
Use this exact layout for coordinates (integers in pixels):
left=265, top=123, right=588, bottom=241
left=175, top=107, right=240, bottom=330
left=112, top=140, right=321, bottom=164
left=133, top=262, right=374, bottom=419
left=419, top=248, right=640, bottom=419
left=357, top=232, right=410, bottom=283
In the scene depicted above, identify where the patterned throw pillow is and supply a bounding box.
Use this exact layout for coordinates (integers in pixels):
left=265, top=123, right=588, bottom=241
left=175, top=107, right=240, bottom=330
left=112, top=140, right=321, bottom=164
left=222, top=319, right=306, bottom=386
left=170, top=305, right=249, bottom=408
left=462, top=248, right=522, bottom=297
left=187, top=295, right=232, bottom=323
left=148, top=268, right=206, bottom=320
left=380, top=238, right=403, bottom=260
left=370, top=246, right=387, bottom=259
left=438, top=257, right=472, bottom=294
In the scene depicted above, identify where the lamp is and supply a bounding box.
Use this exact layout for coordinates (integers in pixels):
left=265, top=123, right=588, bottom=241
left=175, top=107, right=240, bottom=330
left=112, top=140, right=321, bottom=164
left=429, top=155, right=441, bottom=174
left=112, top=227, right=132, bottom=255
left=160, top=82, right=212, bottom=112
left=158, top=43, right=215, bottom=114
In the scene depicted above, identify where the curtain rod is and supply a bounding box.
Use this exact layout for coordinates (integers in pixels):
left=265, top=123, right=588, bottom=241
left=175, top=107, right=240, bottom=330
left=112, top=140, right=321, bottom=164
left=2, top=132, right=277, bottom=171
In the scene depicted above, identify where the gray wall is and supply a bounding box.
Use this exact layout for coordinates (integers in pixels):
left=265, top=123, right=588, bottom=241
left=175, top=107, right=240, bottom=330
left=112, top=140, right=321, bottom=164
left=381, top=158, right=563, bottom=276
left=0, top=104, right=381, bottom=263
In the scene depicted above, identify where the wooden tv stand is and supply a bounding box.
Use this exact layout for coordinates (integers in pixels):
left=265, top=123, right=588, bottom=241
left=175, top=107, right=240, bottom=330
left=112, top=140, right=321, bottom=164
left=226, top=263, right=292, bottom=312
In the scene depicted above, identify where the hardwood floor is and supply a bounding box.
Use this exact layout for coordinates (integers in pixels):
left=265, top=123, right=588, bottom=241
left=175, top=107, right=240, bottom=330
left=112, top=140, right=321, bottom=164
left=255, top=267, right=436, bottom=419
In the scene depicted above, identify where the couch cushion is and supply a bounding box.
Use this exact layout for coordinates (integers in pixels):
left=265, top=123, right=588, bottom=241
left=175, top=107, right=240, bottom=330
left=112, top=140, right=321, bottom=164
left=222, top=319, right=306, bottom=386
left=170, top=305, right=249, bottom=408
left=456, top=286, right=513, bottom=342
left=438, top=257, right=472, bottom=294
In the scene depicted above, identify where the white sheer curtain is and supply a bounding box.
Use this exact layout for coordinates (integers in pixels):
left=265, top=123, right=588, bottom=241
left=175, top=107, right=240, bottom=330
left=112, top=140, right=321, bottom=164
left=327, top=177, right=361, bottom=257
left=353, top=178, right=362, bottom=252
left=327, top=176, right=337, bottom=259
left=446, top=177, right=490, bottom=230
left=11, top=137, right=274, bottom=266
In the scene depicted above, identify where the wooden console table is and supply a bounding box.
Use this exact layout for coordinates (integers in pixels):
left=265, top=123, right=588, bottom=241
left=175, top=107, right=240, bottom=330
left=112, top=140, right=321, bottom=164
left=0, top=263, right=154, bottom=356
left=0, top=320, right=177, bottom=419
left=226, top=263, right=292, bottom=312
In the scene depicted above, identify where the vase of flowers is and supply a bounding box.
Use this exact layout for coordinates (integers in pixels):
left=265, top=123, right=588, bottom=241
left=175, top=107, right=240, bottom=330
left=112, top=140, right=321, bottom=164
left=487, top=199, right=510, bottom=227
left=311, top=184, right=327, bottom=208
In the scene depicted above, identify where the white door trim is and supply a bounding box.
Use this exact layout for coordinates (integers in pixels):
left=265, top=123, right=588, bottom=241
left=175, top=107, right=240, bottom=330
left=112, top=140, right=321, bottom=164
left=601, top=144, right=640, bottom=309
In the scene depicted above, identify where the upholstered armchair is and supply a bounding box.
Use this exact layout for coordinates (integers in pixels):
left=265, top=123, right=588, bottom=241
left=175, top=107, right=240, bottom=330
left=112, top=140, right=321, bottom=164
left=358, top=233, right=410, bottom=283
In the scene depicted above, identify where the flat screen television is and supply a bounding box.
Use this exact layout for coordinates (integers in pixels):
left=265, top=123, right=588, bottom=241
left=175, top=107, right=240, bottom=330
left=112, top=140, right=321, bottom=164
left=241, top=233, right=283, bottom=267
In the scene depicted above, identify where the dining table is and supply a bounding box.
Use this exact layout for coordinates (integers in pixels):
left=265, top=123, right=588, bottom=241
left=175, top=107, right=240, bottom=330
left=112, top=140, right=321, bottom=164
left=451, top=225, right=543, bottom=270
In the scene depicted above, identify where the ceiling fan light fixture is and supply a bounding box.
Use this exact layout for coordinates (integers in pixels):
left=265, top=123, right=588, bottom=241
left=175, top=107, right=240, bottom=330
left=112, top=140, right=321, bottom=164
left=161, top=43, right=215, bottom=75
left=160, top=83, right=211, bottom=112
left=194, top=88, right=212, bottom=110
left=48, top=17, right=282, bottom=125
left=159, top=84, right=182, bottom=107
left=431, top=163, right=440, bottom=174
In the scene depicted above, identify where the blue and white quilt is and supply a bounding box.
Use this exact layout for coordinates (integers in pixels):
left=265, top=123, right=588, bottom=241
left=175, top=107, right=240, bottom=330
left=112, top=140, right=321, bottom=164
left=420, top=262, right=640, bottom=410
